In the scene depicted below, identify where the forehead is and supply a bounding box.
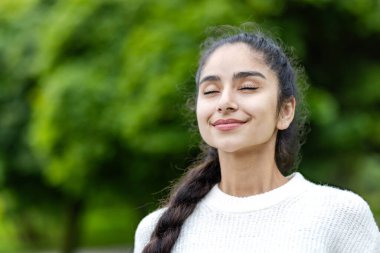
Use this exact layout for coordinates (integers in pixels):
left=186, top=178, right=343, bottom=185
left=200, top=43, right=273, bottom=79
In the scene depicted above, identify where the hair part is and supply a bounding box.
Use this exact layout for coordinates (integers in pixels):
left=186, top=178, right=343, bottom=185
left=142, top=25, right=309, bottom=253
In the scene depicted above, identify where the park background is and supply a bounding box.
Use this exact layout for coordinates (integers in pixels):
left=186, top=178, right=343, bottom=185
left=0, top=0, right=379, bottom=252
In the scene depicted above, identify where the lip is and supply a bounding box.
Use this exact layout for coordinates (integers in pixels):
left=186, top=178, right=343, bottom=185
left=211, top=118, right=246, bottom=131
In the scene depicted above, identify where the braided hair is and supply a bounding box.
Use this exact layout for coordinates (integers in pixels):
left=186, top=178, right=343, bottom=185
left=142, top=27, right=308, bottom=253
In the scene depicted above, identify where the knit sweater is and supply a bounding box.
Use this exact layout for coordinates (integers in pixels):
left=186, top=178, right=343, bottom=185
left=134, top=173, right=380, bottom=253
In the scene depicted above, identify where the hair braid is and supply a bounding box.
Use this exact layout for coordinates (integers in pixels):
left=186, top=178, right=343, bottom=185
left=142, top=148, right=220, bottom=253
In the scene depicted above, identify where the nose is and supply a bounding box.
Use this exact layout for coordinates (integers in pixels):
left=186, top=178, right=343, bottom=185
left=217, top=89, right=238, bottom=113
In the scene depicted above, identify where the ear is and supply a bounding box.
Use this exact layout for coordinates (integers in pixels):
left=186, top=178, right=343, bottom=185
left=277, top=96, right=296, bottom=130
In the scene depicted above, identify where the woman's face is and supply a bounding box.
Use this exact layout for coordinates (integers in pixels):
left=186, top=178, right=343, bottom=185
left=196, top=42, right=294, bottom=153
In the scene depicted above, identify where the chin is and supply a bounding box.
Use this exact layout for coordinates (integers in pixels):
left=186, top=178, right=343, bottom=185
left=209, top=142, right=245, bottom=153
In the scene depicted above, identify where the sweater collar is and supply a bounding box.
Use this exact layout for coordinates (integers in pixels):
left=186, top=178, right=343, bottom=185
left=201, top=172, right=312, bottom=213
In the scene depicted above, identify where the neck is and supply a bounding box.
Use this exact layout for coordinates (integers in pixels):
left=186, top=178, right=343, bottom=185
left=217, top=137, right=288, bottom=197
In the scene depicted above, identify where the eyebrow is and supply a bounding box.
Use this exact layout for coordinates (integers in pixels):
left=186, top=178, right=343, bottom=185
left=233, top=71, right=266, bottom=80
left=199, top=71, right=266, bottom=86
left=199, top=75, right=221, bottom=85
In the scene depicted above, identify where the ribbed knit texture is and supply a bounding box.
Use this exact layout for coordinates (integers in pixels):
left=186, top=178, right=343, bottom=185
left=134, top=173, right=380, bottom=253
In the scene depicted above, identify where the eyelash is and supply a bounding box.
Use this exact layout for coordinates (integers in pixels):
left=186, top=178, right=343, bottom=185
left=240, top=86, right=258, bottom=90
left=202, top=85, right=258, bottom=95
left=203, top=90, right=219, bottom=95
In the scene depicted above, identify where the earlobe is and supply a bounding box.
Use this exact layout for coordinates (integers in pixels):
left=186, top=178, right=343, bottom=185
left=277, top=97, right=296, bottom=130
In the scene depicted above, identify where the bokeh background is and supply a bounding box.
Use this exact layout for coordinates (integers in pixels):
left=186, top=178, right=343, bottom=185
left=0, top=0, right=379, bottom=252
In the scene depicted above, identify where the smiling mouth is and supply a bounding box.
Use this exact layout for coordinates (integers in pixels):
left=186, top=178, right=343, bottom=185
left=211, top=119, right=246, bottom=131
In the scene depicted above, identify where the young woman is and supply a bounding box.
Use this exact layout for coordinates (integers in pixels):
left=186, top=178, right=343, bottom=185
left=133, top=29, right=380, bottom=253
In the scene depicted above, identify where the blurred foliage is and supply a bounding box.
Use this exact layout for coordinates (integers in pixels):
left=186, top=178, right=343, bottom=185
left=0, top=0, right=379, bottom=252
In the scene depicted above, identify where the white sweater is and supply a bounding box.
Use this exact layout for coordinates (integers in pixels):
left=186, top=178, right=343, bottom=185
left=134, top=173, right=380, bottom=253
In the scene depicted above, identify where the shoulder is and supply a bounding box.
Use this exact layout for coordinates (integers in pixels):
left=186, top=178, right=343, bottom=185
left=133, top=208, right=166, bottom=253
left=308, top=181, right=372, bottom=214
left=303, top=180, right=380, bottom=251
left=303, top=180, right=373, bottom=220
left=294, top=173, right=372, bottom=212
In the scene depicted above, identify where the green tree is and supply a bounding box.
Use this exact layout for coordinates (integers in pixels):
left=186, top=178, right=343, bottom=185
left=0, top=0, right=379, bottom=252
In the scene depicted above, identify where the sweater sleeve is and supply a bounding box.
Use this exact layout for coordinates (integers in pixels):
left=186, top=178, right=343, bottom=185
left=133, top=208, right=166, bottom=253
left=330, top=190, right=380, bottom=253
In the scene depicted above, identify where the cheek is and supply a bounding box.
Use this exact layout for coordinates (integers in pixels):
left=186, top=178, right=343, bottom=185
left=196, top=100, right=213, bottom=140
left=247, top=95, right=278, bottom=123
left=196, top=110, right=208, bottom=133
left=195, top=100, right=202, bottom=123
left=196, top=99, right=212, bottom=123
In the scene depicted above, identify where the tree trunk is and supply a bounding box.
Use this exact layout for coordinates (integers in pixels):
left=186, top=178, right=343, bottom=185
left=62, top=198, right=84, bottom=253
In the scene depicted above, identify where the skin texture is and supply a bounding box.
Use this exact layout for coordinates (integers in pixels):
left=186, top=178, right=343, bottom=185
left=196, top=43, right=296, bottom=197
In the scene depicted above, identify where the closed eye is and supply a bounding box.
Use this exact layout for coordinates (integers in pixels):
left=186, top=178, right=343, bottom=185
left=239, top=86, right=258, bottom=91
left=203, top=90, right=219, bottom=95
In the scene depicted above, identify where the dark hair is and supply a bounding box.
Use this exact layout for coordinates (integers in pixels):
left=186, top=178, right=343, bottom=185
left=142, top=26, right=308, bottom=253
